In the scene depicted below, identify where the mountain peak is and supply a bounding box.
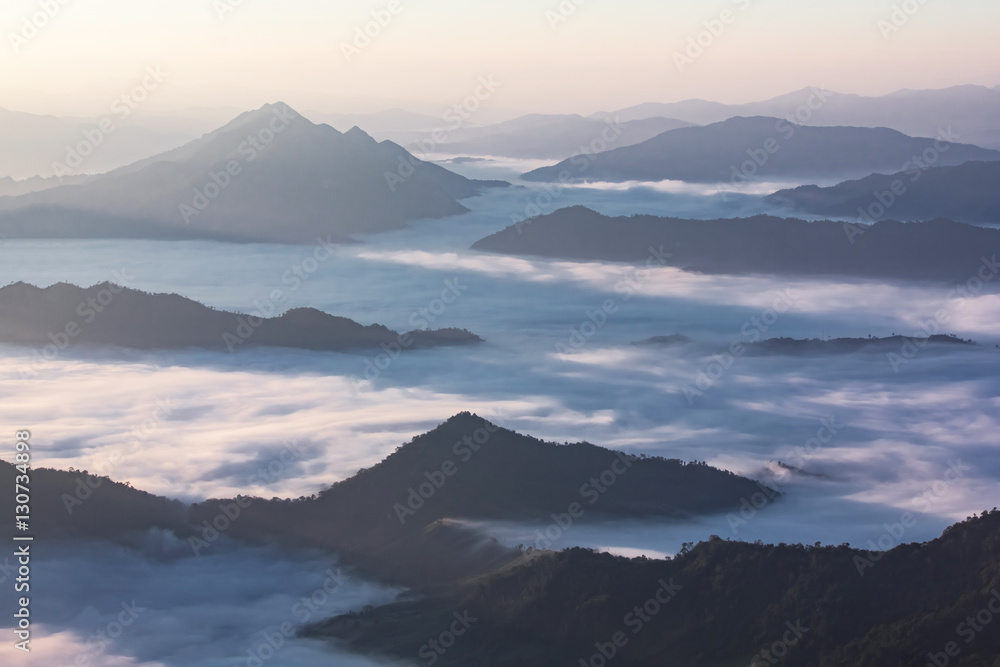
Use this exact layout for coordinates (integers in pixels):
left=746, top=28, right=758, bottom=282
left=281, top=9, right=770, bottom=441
left=256, top=101, right=301, bottom=116
left=344, top=125, right=376, bottom=142
left=215, top=102, right=306, bottom=134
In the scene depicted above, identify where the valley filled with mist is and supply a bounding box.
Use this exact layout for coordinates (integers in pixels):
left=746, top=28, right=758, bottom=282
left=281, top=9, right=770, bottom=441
left=2, top=2, right=1000, bottom=665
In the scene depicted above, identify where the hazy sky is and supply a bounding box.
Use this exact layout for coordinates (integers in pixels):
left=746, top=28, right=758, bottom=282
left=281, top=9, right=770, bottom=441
left=2, top=0, right=998, bottom=116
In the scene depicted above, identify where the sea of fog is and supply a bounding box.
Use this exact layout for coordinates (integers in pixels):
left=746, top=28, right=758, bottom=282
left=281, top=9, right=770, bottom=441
left=0, top=162, right=998, bottom=664
left=0, top=537, right=405, bottom=667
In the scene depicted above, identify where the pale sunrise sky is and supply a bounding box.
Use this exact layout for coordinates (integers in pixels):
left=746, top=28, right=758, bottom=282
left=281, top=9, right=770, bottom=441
left=2, top=0, right=998, bottom=116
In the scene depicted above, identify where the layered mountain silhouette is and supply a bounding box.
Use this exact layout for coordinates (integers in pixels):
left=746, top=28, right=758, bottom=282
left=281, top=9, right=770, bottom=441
left=5, top=413, right=997, bottom=666
left=311, top=510, right=1000, bottom=666
left=521, top=116, right=1000, bottom=183
left=0, top=106, right=195, bottom=180
left=0, top=103, right=507, bottom=243
left=0, top=413, right=767, bottom=584
left=420, top=114, right=694, bottom=160
left=0, top=282, right=481, bottom=354
left=592, top=84, right=1000, bottom=150
left=472, top=206, right=1000, bottom=282
left=0, top=173, right=94, bottom=197
left=767, top=160, right=1000, bottom=224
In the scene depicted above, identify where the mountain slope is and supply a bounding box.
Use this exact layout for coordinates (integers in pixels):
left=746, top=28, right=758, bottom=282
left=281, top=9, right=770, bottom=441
left=311, top=510, right=1000, bottom=666
left=767, top=160, right=1000, bottom=223
left=0, top=413, right=767, bottom=584
left=0, top=282, right=481, bottom=354
left=0, top=103, right=507, bottom=244
left=472, top=206, right=1000, bottom=281
left=521, top=116, right=1000, bottom=183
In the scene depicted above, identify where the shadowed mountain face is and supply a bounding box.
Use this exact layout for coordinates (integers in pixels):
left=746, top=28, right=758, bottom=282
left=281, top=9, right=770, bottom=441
left=423, top=114, right=695, bottom=160
left=0, top=282, right=482, bottom=354
left=767, top=160, right=1000, bottom=224
left=521, top=116, right=1000, bottom=183
left=0, top=103, right=507, bottom=244
left=472, top=206, right=1000, bottom=282
left=309, top=510, right=1000, bottom=667
left=0, top=413, right=767, bottom=584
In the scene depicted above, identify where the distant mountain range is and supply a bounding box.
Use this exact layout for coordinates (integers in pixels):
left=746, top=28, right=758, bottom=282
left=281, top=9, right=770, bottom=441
left=0, top=103, right=507, bottom=244
left=472, top=206, right=1000, bottom=282
left=0, top=282, right=481, bottom=354
left=407, top=114, right=694, bottom=160
left=593, top=84, right=1000, bottom=150
left=767, top=160, right=1000, bottom=224
left=521, top=116, right=1000, bottom=183
left=0, top=106, right=196, bottom=180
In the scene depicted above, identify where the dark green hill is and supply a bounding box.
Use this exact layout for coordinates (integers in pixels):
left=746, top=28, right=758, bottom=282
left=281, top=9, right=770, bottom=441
left=0, top=413, right=764, bottom=584
left=309, top=510, right=1000, bottom=667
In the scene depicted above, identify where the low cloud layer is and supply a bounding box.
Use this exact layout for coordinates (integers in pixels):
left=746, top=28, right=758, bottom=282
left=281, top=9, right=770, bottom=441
left=0, top=537, right=403, bottom=666
left=0, top=172, right=996, bottom=557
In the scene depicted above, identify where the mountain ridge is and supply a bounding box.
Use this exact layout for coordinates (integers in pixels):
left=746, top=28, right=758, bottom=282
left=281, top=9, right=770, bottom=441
left=522, top=116, right=1000, bottom=183
left=0, top=102, right=508, bottom=244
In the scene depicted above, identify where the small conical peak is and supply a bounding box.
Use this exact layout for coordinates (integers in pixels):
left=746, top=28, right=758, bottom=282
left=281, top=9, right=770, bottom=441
left=344, top=126, right=376, bottom=143
left=217, top=102, right=306, bottom=134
